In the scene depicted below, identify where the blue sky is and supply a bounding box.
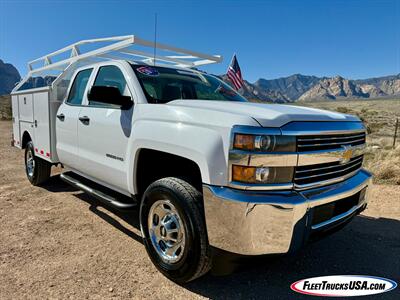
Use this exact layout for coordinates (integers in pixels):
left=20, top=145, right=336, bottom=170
left=0, top=0, right=399, bottom=82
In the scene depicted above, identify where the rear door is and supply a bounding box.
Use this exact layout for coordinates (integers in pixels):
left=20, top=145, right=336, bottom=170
left=77, top=64, right=134, bottom=191
left=56, top=68, right=93, bottom=170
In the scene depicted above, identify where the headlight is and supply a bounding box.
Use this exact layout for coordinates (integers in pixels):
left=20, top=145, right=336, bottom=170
left=232, top=165, right=294, bottom=184
left=233, top=134, right=296, bottom=152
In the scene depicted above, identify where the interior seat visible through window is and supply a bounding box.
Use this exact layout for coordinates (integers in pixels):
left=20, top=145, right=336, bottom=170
left=161, top=85, right=181, bottom=103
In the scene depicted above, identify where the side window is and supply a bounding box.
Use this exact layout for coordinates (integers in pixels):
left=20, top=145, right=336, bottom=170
left=66, top=68, right=93, bottom=105
left=89, top=65, right=130, bottom=107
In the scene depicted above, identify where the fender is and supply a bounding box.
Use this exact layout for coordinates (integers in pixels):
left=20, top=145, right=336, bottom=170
left=20, top=127, right=35, bottom=149
left=126, top=119, right=229, bottom=194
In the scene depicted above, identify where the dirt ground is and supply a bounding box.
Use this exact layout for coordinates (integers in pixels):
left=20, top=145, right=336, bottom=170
left=0, top=120, right=399, bottom=299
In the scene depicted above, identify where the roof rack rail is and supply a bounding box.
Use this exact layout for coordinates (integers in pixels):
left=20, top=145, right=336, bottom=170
left=27, top=35, right=223, bottom=74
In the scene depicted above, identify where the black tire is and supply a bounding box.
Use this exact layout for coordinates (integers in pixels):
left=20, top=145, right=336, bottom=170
left=24, top=141, right=51, bottom=186
left=140, top=177, right=212, bottom=283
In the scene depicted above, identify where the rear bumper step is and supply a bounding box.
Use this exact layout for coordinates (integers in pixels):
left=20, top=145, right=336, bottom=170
left=60, top=172, right=137, bottom=210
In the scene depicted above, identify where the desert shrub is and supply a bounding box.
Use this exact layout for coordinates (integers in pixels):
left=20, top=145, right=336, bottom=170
left=0, top=95, right=12, bottom=120
left=364, top=143, right=400, bottom=185
left=336, top=107, right=350, bottom=113
left=367, top=122, right=384, bottom=134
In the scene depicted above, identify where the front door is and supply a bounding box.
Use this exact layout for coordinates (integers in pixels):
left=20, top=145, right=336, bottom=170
left=77, top=65, right=134, bottom=191
left=56, top=68, right=93, bottom=171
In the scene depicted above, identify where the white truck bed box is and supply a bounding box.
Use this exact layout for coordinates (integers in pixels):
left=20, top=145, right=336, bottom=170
left=11, top=87, right=61, bottom=163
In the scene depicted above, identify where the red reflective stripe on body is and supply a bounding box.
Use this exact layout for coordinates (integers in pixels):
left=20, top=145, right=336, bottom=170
left=40, top=150, right=44, bottom=155
left=46, top=152, right=50, bottom=157
left=35, top=148, right=38, bottom=152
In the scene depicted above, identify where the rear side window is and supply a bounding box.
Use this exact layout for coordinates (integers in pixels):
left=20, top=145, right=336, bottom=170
left=18, top=75, right=56, bottom=91
left=66, top=68, right=93, bottom=105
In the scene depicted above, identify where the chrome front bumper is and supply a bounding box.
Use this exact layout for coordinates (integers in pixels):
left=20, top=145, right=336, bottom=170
left=203, top=169, right=372, bottom=255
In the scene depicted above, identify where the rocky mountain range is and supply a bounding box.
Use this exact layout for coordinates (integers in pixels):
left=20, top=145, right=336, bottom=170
left=0, top=59, right=399, bottom=102
left=0, top=60, right=20, bottom=95
left=238, top=74, right=400, bottom=102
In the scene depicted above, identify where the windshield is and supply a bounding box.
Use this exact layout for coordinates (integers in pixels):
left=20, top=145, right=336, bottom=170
left=131, top=65, right=247, bottom=103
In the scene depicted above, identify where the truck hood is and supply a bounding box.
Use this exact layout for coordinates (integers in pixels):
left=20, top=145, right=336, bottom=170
left=168, top=100, right=360, bottom=127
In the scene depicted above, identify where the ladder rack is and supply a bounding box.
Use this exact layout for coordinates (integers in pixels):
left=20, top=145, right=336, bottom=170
left=27, top=35, right=223, bottom=74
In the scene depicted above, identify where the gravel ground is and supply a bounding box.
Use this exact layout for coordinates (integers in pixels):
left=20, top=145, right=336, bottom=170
left=0, top=120, right=399, bottom=299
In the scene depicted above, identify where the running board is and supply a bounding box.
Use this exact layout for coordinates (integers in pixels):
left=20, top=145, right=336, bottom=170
left=60, top=172, right=137, bottom=210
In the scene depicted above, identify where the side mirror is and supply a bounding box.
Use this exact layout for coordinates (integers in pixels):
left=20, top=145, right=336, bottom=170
left=88, top=86, right=133, bottom=109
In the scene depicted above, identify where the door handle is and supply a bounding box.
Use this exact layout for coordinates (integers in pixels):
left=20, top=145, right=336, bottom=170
left=57, top=114, right=65, bottom=121
left=79, top=116, right=90, bottom=125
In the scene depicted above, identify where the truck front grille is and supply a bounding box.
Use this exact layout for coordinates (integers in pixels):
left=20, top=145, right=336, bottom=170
left=297, top=132, right=366, bottom=152
left=294, top=155, right=363, bottom=187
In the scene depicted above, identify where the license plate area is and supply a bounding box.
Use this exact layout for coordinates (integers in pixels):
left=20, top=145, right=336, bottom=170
left=311, top=188, right=366, bottom=226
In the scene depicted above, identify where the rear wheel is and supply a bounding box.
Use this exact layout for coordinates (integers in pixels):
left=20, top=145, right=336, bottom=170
left=140, top=177, right=212, bottom=283
left=25, top=141, right=51, bottom=186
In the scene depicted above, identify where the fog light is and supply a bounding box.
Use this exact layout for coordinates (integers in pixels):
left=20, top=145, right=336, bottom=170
left=256, top=167, right=270, bottom=182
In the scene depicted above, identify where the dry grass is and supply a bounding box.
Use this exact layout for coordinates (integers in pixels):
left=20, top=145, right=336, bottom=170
left=364, top=140, right=400, bottom=185
left=295, top=99, right=400, bottom=185
left=0, top=95, right=11, bottom=120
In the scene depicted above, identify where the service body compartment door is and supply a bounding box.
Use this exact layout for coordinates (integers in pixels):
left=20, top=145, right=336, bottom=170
left=18, top=94, right=34, bottom=122
left=11, top=95, right=21, bottom=147
left=33, top=91, right=51, bottom=160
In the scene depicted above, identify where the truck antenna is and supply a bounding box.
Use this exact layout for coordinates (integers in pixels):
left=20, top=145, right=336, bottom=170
left=153, top=13, right=157, bottom=66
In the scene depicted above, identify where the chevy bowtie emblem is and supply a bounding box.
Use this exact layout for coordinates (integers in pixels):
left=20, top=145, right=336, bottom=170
left=340, top=146, right=353, bottom=164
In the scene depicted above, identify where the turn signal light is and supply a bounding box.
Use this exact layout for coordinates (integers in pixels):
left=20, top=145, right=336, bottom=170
left=233, top=133, right=296, bottom=152
left=232, top=165, right=256, bottom=183
left=233, top=134, right=255, bottom=150
left=232, top=165, right=294, bottom=184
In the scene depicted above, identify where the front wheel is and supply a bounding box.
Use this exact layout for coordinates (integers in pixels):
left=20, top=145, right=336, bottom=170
left=140, top=177, right=212, bottom=283
left=25, top=141, right=51, bottom=186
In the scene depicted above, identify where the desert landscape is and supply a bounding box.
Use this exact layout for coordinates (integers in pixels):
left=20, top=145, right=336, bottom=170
left=1, top=0, right=399, bottom=297
left=0, top=97, right=399, bottom=299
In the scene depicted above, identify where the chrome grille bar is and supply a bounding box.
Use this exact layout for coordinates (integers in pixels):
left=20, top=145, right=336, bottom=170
left=297, top=132, right=366, bottom=152
left=298, top=138, right=365, bottom=148
left=295, top=155, right=363, bottom=174
left=298, top=133, right=365, bottom=142
left=295, top=160, right=362, bottom=180
left=294, top=156, right=363, bottom=186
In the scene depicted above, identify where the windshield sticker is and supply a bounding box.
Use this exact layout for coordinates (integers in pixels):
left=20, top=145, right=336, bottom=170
left=137, top=66, right=159, bottom=76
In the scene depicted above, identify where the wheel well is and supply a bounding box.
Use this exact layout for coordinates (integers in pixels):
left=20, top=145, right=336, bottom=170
left=135, top=149, right=203, bottom=196
left=21, top=131, right=31, bottom=149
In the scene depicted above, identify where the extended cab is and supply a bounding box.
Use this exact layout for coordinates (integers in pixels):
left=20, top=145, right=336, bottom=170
left=11, top=36, right=372, bottom=283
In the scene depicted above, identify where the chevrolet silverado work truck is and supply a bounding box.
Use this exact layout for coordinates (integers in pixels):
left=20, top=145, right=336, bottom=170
left=11, top=36, right=372, bottom=283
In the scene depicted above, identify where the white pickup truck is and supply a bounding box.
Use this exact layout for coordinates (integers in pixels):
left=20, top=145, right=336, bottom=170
left=11, top=36, right=372, bottom=283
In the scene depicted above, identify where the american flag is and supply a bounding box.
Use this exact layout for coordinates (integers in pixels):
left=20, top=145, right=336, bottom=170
left=227, top=54, right=244, bottom=90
